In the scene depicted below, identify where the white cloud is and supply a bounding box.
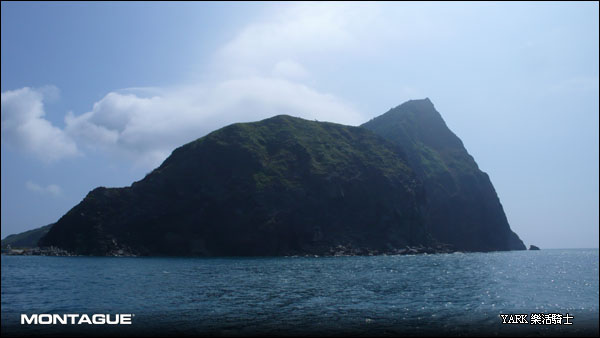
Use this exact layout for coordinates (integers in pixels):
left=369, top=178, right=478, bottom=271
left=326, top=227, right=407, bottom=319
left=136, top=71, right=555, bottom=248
left=25, top=180, right=62, bottom=196
left=211, top=2, right=451, bottom=79
left=213, top=2, right=377, bottom=78
left=1, top=87, right=79, bottom=162
left=272, top=60, right=309, bottom=80
left=64, top=76, right=363, bottom=168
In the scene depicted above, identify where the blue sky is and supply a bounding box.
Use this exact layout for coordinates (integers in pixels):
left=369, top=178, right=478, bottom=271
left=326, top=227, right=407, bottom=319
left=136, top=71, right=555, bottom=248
left=1, top=2, right=598, bottom=248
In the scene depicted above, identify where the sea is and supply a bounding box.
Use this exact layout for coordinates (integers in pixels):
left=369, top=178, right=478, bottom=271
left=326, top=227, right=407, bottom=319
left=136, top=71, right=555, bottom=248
left=1, top=249, right=598, bottom=337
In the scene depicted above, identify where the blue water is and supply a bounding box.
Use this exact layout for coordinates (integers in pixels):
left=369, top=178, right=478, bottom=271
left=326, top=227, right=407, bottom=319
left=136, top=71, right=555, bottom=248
left=1, top=249, right=598, bottom=336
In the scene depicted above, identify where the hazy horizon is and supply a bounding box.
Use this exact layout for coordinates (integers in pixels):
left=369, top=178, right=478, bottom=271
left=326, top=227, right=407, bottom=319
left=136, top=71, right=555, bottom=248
left=1, top=2, right=598, bottom=249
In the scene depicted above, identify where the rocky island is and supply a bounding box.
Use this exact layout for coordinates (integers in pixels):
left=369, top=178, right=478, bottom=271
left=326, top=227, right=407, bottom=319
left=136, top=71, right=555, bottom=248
left=5, top=99, right=526, bottom=256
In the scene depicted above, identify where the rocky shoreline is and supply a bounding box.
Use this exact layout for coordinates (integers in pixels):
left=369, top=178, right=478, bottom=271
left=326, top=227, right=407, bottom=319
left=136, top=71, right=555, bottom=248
left=2, top=244, right=456, bottom=258
left=1, top=246, right=76, bottom=256
left=320, top=243, right=456, bottom=257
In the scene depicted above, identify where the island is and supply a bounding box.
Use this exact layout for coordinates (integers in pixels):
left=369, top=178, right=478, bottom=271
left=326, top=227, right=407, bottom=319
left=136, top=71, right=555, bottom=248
left=4, top=99, right=526, bottom=256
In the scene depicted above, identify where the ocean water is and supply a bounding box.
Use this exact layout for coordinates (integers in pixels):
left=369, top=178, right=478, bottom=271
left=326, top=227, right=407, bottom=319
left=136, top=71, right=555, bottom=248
left=1, top=249, right=598, bottom=336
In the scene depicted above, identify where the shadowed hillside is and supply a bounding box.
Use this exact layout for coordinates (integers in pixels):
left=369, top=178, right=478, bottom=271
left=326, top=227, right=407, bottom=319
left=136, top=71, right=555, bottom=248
left=362, top=99, right=525, bottom=251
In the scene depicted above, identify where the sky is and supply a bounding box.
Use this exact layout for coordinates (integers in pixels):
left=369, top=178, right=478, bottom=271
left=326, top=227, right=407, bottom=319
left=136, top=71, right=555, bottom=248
left=1, top=1, right=598, bottom=249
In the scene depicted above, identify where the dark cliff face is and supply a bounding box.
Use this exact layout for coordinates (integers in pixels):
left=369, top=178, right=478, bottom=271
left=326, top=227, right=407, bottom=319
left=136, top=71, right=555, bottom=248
left=362, top=98, right=526, bottom=251
left=39, top=116, right=431, bottom=256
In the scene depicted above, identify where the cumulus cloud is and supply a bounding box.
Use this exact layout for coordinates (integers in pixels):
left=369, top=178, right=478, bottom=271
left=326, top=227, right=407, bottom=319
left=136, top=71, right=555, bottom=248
left=25, top=180, right=62, bottom=196
left=64, top=77, right=363, bottom=168
left=1, top=87, right=79, bottom=162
